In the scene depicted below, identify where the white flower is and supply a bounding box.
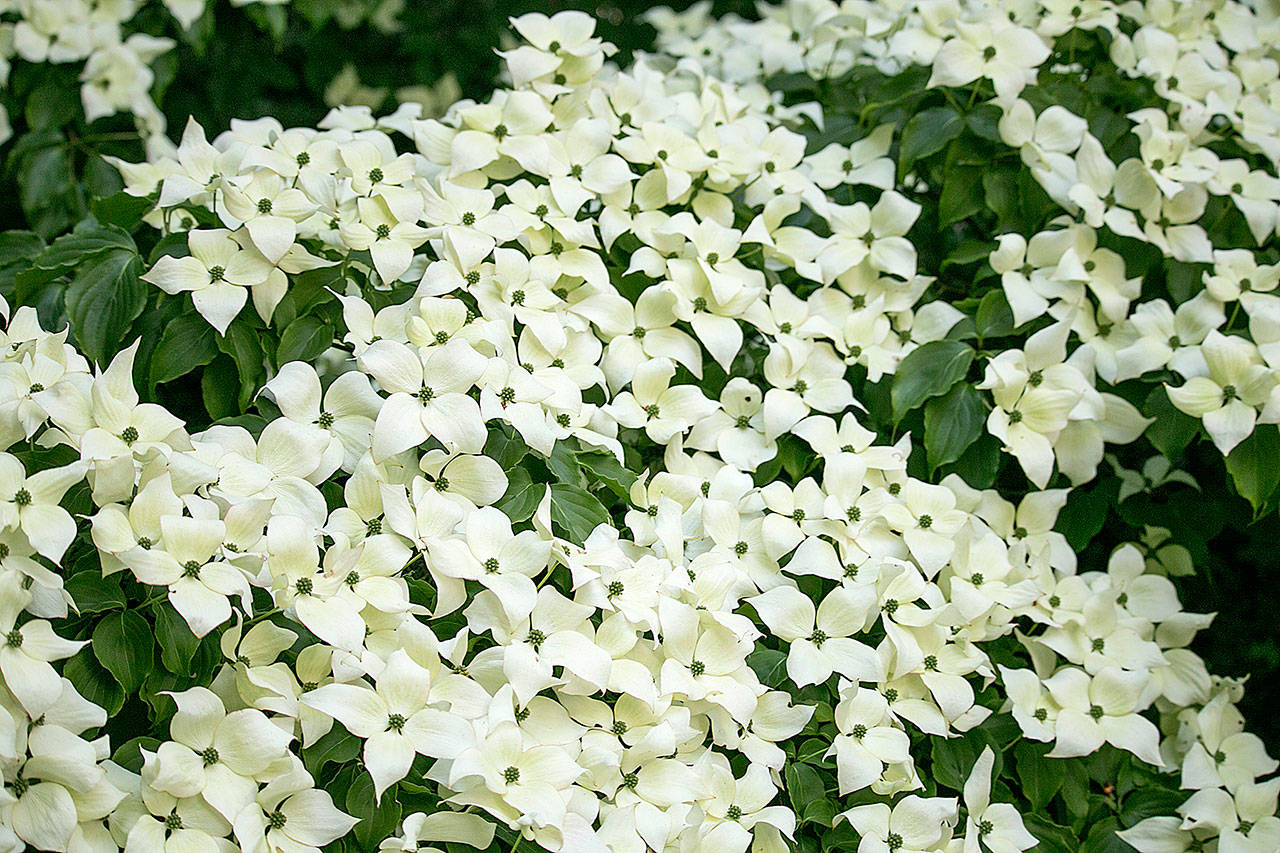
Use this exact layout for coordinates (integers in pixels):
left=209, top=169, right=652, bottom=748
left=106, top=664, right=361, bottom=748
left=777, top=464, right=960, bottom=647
left=961, top=747, right=1037, bottom=853
left=302, top=649, right=474, bottom=798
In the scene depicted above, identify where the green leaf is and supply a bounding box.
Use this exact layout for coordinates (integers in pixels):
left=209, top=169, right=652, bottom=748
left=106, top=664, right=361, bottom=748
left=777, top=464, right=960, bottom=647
left=90, top=192, right=156, bottom=231
left=924, top=383, right=985, bottom=471
left=1225, top=424, right=1280, bottom=513
left=939, top=164, right=985, bottom=226
left=891, top=340, right=974, bottom=421
left=302, top=724, right=363, bottom=779
left=92, top=610, right=154, bottom=694
left=64, top=648, right=125, bottom=715
left=898, top=107, right=964, bottom=176
left=549, top=483, right=610, bottom=545
left=975, top=290, right=1015, bottom=340
left=1022, top=814, right=1078, bottom=853
left=1120, top=787, right=1186, bottom=828
left=580, top=450, right=637, bottom=498
left=982, top=169, right=1020, bottom=225
left=1015, top=740, right=1064, bottom=811
left=154, top=603, right=202, bottom=674
left=940, top=240, right=993, bottom=271
left=18, top=134, right=85, bottom=239
left=796, top=737, right=832, bottom=766
left=495, top=467, right=542, bottom=523
left=783, top=762, right=826, bottom=820
left=63, top=248, right=146, bottom=367
left=276, top=315, right=335, bottom=366
left=1056, top=479, right=1116, bottom=552
left=746, top=648, right=788, bottom=688
left=346, top=768, right=401, bottom=846
left=65, top=571, right=127, bottom=614
left=25, top=77, right=79, bottom=130
left=202, top=355, right=242, bottom=420
left=930, top=731, right=997, bottom=792
left=34, top=222, right=135, bottom=271
left=217, top=319, right=267, bottom=409
left=484, top=425, right=528, bottom=470
left=1082, top=818, right=1131, bottom=853
left=0, top=231, right=44, bottom=268
left=151, top=313, right=219, bottom=385
left=547, top=442, right=583, bottom=485
left=1143, top=387, right=1200, bottom=459
left=966, top=103, right=1003, bottom=141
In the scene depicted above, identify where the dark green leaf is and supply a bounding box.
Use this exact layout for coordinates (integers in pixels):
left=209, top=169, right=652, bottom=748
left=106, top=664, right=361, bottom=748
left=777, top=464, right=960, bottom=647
left=63, top=248, right=146, bottom=366
left=924, top=383, right=985, bottom=471
left=64, top=648, right=125, bottom=715
left=484, top=425, right=528, bottom=470
left=155, top=603, right=202, bottom=674
left=65, top=571, right=127, bottom=614
left=939, top=164, right=985, bottom=226
left=151, top=313, right=219, bottom=385
left=549, top=483, right=610, bottom=545
left=303, top=724, right=363, bottom=779
left=277, top=315, right=335, bottom=365
left=746, top=648, right=788, bottom=688
left=966, top=104, right=1003, bottom=141
left=34, top=222, right=134, bottom=271
left=891, top=340, right=974, bottom=420
left=930, top=731, right=997, bottom=792
left=579, top=450, right=637, bottom=498
left=796, top=737, right=832, bottom=766
left=347, top=767, right=401, bottom=845
left=92, top=610, right=154, bottom=694
left=495, top=467, right=542, bottom=523
left=941, top=240, right=993, bottom=270
left=898, top=107, right=964, bottom=176
left=1022, top=814, right=1078, bottom=853
left=1120, top=787, right=1186, bottom=828
left=1143, top=387, right=1200, bottom=459
left=976, top=290, right=1015, bottom=340
left=1225, top=424, right=1280, bottom=513
left=202, top=355, right=242, bottom=420
left=547, top=442, right=583, bottom=485
left=783, top=762, right=826, bottom=820
left=90, top=192, right=157, bottom=231
left=1015, top=740, right=1064, bottom=811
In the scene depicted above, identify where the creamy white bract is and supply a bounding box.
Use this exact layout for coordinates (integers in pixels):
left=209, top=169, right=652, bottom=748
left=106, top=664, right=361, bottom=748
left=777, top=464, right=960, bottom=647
left=0, top=2, right=1277, bottom=852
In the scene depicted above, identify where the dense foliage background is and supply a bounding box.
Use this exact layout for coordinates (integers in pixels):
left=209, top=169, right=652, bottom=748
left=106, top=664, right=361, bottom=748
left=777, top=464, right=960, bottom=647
left=2, top=0, right=1273, bottom=754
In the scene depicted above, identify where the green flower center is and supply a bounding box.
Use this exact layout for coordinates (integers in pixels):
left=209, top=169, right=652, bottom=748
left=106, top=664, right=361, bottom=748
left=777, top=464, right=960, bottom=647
left=503, top=765, right=520, bottom=784
left=201, top=747, right=219, bottom=766
left=267, top=809, right=287, bottom=829
left=12, top=489, right=30, bottom=507
left=690, top=660, right=705, bottom=676
left=121, top=426, right=139, bottom=445
left=387, top=713, right=406, bottom=732
left=809, top=629, right=827, bottom=648
left=182, top=560, right=202, bottom=579
left=607, top=581, right=624, bottom=597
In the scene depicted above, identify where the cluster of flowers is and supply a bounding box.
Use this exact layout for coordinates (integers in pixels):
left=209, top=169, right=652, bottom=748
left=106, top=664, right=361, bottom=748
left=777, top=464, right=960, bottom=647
left=0, top=3, right=1275, bottom=853
left=653, top=0, right=1280, bottom=458
left=0, top=0, right=406, bottom=149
